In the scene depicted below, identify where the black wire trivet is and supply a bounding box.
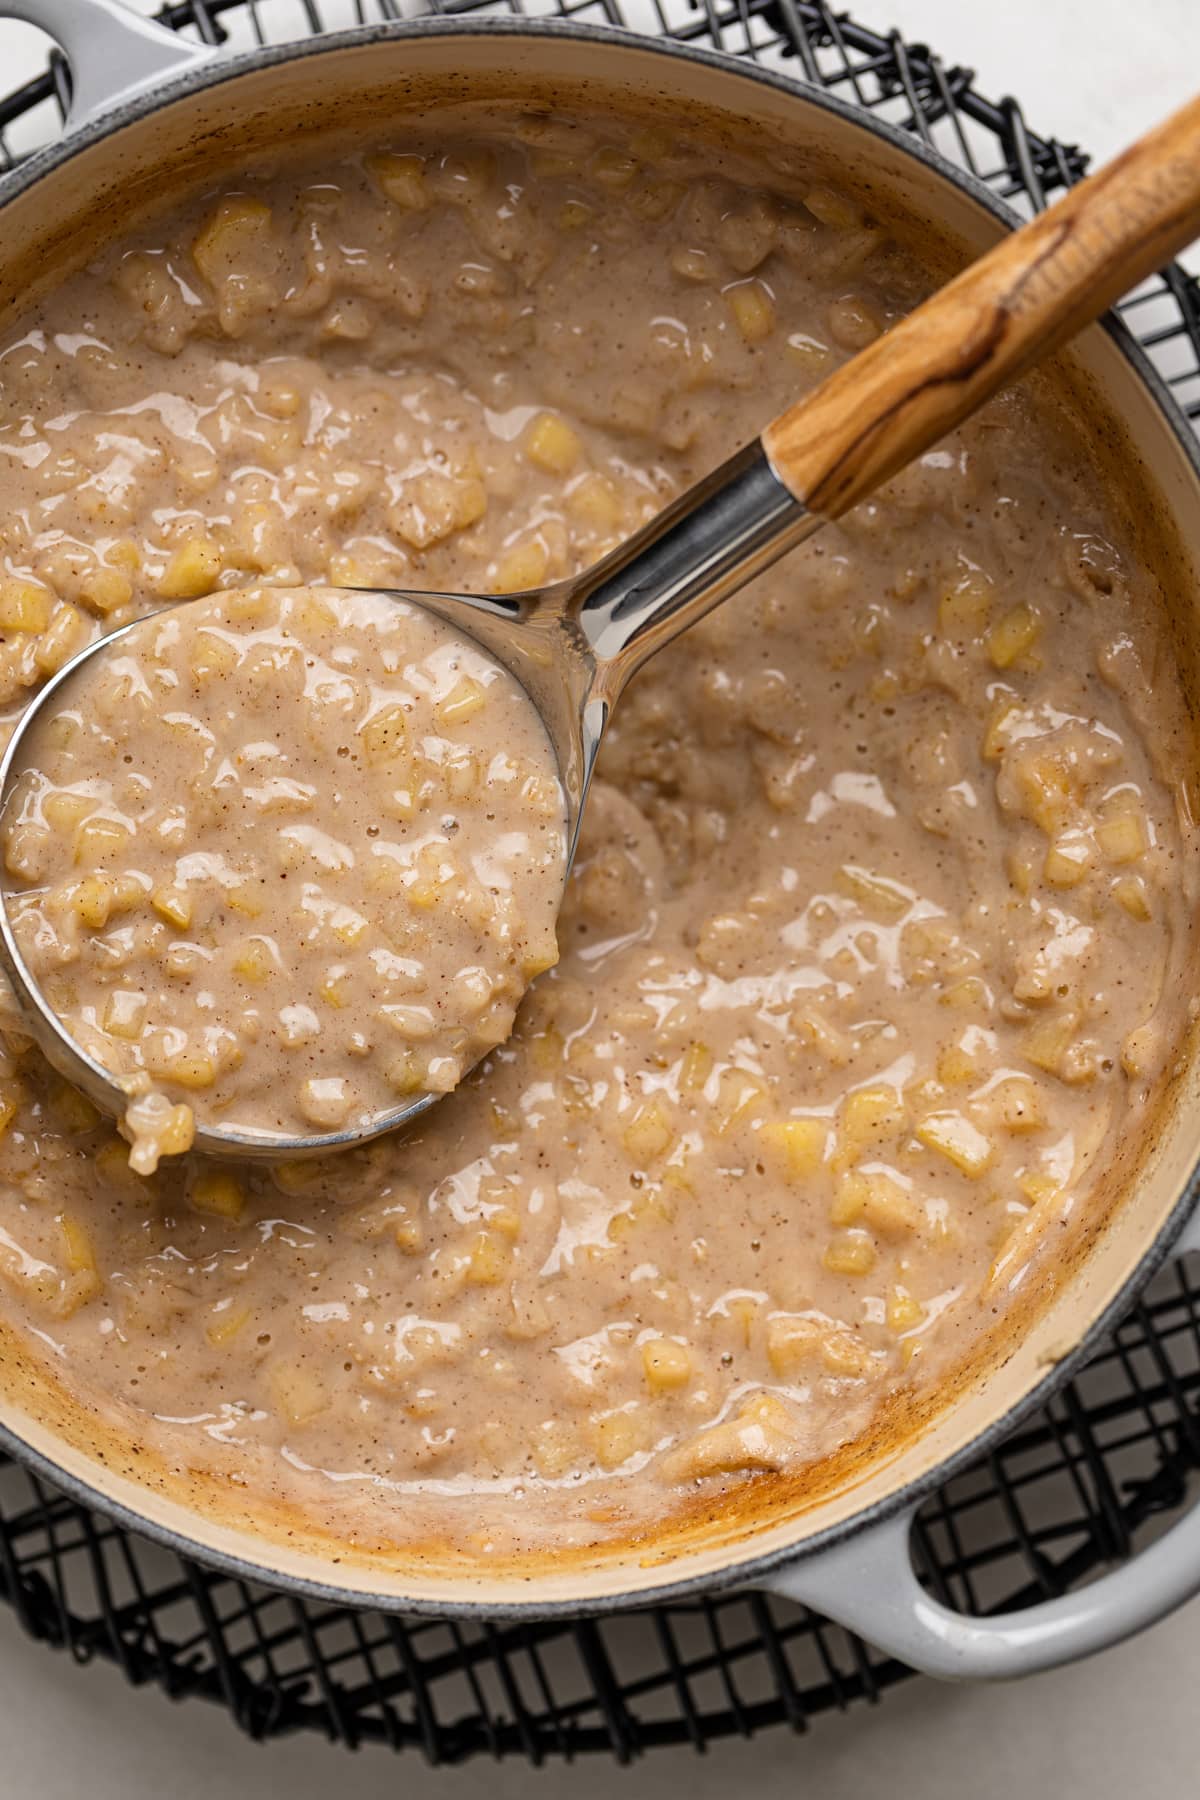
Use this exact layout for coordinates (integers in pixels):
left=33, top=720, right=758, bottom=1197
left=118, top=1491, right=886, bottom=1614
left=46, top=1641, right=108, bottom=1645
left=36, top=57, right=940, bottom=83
left=1, top=0, right=1199, bottom=1765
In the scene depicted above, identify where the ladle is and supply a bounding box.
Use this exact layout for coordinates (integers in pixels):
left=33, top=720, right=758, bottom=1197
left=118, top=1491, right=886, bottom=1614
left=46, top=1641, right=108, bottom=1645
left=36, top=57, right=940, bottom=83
left=2, top=93, right=1198, bottom=1157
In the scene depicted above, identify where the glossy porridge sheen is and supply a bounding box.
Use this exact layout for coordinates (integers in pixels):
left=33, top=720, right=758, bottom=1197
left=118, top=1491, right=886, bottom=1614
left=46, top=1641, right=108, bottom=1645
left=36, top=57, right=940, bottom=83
left=0, top=110, right=1194, bottom=1556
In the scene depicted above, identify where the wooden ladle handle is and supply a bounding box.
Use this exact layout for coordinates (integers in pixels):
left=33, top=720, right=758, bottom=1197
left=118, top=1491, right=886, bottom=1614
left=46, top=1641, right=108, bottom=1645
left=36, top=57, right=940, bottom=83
left=762, top=93, right=1200, bottom=519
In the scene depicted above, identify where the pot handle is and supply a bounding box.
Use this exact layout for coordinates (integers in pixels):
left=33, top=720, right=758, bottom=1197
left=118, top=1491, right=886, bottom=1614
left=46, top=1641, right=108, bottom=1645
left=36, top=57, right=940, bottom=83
left=0, top=0, right=212, bottom=131
left=763, top=1208, right=1200, bottom=1680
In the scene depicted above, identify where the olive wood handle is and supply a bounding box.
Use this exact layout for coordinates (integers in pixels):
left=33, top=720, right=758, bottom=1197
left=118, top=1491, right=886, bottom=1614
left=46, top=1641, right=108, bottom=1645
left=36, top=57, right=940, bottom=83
left=762, top=93, right=1200, bottom=519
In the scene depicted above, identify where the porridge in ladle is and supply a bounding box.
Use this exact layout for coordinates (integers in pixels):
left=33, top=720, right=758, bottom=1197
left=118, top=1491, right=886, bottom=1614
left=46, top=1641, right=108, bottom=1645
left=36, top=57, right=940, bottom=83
left=2, top=585, right=565, bottom=1164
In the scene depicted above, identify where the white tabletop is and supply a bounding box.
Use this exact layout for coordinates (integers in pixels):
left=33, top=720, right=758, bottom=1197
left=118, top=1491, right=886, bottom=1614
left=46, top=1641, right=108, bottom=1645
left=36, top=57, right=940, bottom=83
left=2, top=2, right=1198, bottom=1795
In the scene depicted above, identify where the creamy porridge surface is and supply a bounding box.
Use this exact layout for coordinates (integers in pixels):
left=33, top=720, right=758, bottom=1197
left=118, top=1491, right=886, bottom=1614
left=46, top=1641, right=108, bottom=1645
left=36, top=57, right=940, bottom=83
left=1, top=585, right=564, bottom=1163
left=0, top=111, right=1193, bottom=1554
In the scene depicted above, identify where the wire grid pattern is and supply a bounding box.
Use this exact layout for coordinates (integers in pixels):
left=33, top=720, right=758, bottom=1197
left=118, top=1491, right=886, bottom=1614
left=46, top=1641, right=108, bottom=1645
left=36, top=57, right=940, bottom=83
left=0, top=0, right=1196, bottom=1764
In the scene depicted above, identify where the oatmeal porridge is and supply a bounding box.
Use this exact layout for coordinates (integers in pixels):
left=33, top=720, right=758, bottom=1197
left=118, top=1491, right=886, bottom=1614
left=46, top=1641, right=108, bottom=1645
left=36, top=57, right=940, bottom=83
left=0, top=109, right=1192, bottom=1554
left=1, top=585, right=564, bottom=1163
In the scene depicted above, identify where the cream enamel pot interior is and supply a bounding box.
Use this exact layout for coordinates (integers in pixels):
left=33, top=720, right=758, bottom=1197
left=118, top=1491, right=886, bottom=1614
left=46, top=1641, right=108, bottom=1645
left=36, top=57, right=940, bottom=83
left=0, top=0, right=1199, bottom=1681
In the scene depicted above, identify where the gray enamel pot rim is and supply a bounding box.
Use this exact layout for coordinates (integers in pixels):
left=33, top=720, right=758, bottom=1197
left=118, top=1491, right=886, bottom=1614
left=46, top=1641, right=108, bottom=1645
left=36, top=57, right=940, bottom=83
left=0, top=6, right=1198, bottom=1672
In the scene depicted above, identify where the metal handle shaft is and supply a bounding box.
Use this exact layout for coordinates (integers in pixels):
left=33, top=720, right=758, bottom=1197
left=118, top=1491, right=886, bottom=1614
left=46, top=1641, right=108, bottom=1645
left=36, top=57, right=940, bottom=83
left=572, top=443, right=817, bottom=699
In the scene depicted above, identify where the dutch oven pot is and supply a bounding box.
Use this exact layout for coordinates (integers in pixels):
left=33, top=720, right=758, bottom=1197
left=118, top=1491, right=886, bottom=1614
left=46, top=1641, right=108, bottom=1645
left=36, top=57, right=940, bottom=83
left=0, top=0, right=1199, bottom=1681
